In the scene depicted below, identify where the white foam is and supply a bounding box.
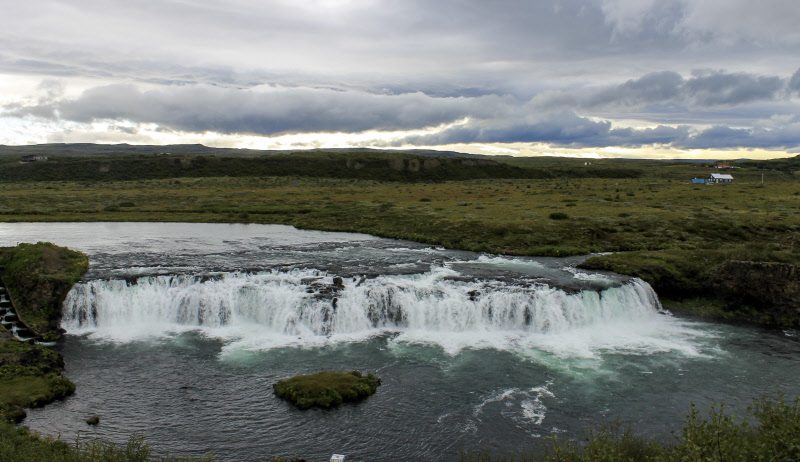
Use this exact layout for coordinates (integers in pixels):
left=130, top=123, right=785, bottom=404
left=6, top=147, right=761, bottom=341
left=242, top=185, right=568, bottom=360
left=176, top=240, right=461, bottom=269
left=563, top=266, right=615, bottom=284
left=473, top=255, right=545, bottom=269
left=473, top=382, right=555, bottom=428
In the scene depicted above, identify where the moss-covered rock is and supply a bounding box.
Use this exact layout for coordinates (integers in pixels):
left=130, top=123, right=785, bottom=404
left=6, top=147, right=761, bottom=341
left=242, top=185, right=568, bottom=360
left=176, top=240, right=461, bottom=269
left=0, top=242, right=88, bottom=340
left=273, top=370, right=381, bottom=410
left=582, top=251, right=800, bottom=328
left=713, top=261, right=800, bottom=328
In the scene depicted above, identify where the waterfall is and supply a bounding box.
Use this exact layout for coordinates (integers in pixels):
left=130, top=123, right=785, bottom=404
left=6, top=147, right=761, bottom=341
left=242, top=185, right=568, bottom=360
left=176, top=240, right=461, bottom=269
left=62, top=267, right=670, bottom=350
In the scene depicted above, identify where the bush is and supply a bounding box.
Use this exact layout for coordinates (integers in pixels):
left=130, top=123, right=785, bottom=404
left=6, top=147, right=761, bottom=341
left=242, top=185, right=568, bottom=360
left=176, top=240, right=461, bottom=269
left=549, top=212, right=569, bottom=220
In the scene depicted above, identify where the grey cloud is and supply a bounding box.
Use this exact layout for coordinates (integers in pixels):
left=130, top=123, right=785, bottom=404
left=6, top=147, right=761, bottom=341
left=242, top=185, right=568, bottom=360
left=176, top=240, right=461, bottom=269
left=397, top=111, right=693, bottom=148
left=683, top=124, right=800, bottom=150
left=399, top=112, right=614, bottom=146
left=1, top=1, right=797, bottom=96
left=15, top=83, right=516, bottom=135
left=790, top=68, right=800, bottom=94
left=533, top=70, right=790, bottom=111
left=685, top=71, right=784, bottom=106
left=588, top=71, right=684, bottom=107
left=399, top=113, right=800, bottom=151
left=8, top=67, right=800, bottom=151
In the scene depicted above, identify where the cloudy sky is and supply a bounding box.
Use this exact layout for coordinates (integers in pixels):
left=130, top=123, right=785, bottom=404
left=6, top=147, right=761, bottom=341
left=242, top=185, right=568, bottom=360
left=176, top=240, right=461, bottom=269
left=1, top=0, right=799, bottom=158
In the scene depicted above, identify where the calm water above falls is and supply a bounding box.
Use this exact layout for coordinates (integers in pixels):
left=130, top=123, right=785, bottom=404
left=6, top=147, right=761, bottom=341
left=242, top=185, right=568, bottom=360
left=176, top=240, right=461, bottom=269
left=1, top=223, right=798, bottom=462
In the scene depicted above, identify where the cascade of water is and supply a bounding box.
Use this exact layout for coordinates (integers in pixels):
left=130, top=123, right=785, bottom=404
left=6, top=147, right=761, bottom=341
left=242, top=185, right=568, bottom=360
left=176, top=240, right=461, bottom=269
left=63, top=268, right=661, bottom=337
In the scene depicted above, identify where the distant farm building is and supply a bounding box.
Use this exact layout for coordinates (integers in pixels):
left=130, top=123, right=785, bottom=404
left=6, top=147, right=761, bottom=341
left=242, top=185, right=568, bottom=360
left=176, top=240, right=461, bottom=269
left=691, top=178, right=706, bottom=184
left=20, top=154, right=48, bottom=163
left=708, top=173, right=734, bottom=184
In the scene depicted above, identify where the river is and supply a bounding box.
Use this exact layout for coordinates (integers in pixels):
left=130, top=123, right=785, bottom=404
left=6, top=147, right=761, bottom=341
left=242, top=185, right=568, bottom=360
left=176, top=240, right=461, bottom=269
left=1, top=222, right=798, bottom=461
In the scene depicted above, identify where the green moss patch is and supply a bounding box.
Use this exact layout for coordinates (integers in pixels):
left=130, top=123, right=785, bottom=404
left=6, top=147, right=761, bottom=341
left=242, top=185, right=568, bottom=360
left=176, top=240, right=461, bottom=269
left=273, top=370, right=381, bottom=410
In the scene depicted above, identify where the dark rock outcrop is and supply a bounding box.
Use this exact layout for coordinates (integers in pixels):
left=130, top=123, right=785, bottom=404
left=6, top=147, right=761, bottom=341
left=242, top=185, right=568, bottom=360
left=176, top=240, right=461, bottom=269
left=713, top=261, right=800, bottom=327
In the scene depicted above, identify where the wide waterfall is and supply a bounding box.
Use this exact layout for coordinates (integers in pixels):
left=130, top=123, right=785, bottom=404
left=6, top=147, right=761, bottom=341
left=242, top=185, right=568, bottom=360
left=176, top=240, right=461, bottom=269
left=61, top=267, right=677, bottom=355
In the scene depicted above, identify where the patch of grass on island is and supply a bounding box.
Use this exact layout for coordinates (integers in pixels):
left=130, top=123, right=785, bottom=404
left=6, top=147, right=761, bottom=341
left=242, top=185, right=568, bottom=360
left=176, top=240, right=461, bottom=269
left=273, top=370, right=381, bottom=410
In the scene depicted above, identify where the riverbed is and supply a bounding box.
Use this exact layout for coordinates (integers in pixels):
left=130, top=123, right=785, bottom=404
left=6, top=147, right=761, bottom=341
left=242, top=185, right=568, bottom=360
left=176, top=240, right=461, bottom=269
left=1, top=222, right=798, bottom=461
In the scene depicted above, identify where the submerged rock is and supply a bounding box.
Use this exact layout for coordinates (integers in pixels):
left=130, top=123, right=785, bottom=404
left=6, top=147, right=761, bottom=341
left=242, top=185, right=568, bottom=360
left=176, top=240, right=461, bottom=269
left=86, top=415, right=100, bottom=426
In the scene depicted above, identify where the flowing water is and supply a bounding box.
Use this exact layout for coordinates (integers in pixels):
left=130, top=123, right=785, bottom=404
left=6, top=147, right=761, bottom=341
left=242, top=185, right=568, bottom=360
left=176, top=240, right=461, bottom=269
left=1, top=223, right=798, bottom=461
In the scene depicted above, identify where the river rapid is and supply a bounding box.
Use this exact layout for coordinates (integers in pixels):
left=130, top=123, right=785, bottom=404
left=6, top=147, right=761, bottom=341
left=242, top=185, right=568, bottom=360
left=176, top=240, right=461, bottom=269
left=1, top=223, right=798, bottom=461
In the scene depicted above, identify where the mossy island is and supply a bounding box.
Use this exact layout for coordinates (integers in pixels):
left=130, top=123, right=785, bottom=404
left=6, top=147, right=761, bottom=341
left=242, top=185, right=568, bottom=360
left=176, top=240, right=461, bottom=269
left=273, top=370, right=381, bottom=410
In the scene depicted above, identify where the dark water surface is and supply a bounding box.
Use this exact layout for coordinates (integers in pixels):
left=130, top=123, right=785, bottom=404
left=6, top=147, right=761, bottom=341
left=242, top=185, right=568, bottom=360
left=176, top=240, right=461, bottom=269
left=1, top=223, right=797, bottom=461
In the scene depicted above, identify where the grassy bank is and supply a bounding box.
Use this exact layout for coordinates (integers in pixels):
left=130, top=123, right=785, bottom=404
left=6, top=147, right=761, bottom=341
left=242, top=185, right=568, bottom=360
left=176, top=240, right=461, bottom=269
left=0, top=243, right=87, bottom=421
left=0, top=332, right=75, bottom=422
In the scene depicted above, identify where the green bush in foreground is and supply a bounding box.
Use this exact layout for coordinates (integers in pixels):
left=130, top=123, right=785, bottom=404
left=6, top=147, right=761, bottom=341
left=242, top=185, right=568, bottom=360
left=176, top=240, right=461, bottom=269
left=463, top=396, right=800, bottom=462
left=273, top=370, right=381, bottom=409
left=0, top=422, right=211, bottom=462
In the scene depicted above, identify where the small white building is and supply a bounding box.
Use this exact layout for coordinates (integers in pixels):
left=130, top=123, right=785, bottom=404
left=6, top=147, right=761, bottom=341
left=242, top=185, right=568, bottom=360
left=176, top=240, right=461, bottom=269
left=707, top=173, right=734, bottom=184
